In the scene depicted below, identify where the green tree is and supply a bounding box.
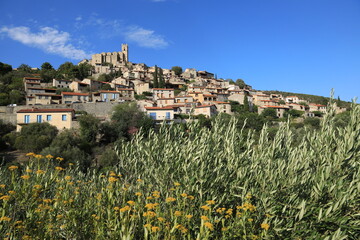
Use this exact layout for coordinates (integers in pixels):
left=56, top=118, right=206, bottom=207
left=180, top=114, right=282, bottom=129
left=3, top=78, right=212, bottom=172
left=78, top=63, right=92, bottom=80
left=41, top=62, right=54, bottom=70
left=171, top=66, right=183, bottom=76
left=158, top=67, right=165, bottom=88
left=261, top=108, right=277, bottom=119
left=153, top=65, right=159, bottom=88
left=57, top=62, right=80, bottom=79
left=0, top=62, right=12, bottom=76
left=14, top=123, right=58, bottom=152
left=8, top=90, right=24, bottom=105
left=243, top=95, right=250, bottom=112
left=97, top=74, right=112, bottom=82
left=235, top=79, right=246, bottom=88
left=0, top=120, right=15, bottom=150
left=303, top=117, right=320, bottom=129
left=284, top=109, right=304, bottom=118
left=17, top=64, right=32, bottom=73
left=110, top=102, right=154, bottom=140
left=100, top=83, right=113, bottom=90
left=78, top=114, right=100, bottom=144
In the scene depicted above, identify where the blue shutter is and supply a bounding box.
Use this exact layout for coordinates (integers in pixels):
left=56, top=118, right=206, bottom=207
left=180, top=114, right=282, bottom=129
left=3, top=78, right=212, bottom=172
left=62, top=114, right=67, bottom=121
left=24, top=115, right=30, bottom=123
left=166, top=112, right=171, bottom=119
left=37, top=115, right=42, bottom=123
left=46, top=115, right=52, bottom=121
left=149, top=112, right=156, bottom=120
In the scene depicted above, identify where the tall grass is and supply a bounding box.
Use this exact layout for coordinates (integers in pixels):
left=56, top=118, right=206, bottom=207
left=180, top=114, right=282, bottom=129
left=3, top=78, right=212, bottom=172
left=0, top=102, right=359, bottom=239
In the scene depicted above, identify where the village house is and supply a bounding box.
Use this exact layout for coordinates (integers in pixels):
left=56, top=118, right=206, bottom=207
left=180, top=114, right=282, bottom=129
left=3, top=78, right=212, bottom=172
left=16, top=108, right=75, bottom=131
left=131, top=80, right=150, bottom=95
left=308, top=103, right=327, bottom=113
left=145, top=106, right=180, bottom=121
left=53, top=79, right=71, bottom=89
left=194, top=104, right=217, bottom=118
left=258, top=105, right=290, bottom=118
left=156, top=98, right=175, bottom=107
left=285, top=96, right=302, bottom=104
left=62, top=92, right=90, bottom=104
left=153, top=88, right=174, bottom=101
left=117, top=88, right=135, bottom=99
left=32, top=93, right=62, bottom=105
left=69, top=81, right=90, bottom=92
left=213, top=101, right=232, bottom=114
left=92, top=91, right=121, bottom=102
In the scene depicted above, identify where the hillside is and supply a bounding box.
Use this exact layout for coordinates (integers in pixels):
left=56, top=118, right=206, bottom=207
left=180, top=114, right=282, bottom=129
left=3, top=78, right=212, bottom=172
left=263, top=90, right=352, bottom=109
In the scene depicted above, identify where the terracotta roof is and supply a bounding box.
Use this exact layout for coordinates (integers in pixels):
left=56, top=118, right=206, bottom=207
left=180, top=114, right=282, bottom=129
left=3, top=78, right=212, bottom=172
left=261, top=105, right=289, bottom=109
left=286, top=96, right=298, bottom=98
left=153, top=88, right=174, bottom=91
left=175, top=96, right=192, bottom=98
left=54, top=79, right=72, bottom=82
left=188, top=92, right=202, bottom=94
left=196, top=104, right=215, bottom=108
left=309, top=104, right=326, bottom=107
left=203, top=94, right=217, bottom=97
left=99, top=91, right=119, bottom=93
left=157, top=98, right=175, bottom=100
left=35, top=93, right=61, bottom=96
left=17, top=108, right=74, bottom=113
left=24, top=77, right=41, bottom=80
left=260, top=100, right=278, bottom=102
left=62, top=92, right=89, bottom=96
left=117, top=88, right=134, bottom=91
left=165, top=104, right=185, bottom=107
left=25, top=82, right=41, bottom=85
left=213, top=101, right=230, bottom=104
left=145, top=106, right=175, bottom=110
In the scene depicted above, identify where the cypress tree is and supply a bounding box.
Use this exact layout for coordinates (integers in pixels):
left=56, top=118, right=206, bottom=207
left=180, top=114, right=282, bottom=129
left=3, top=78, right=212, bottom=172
left=153, top=65, right=158, bottom=88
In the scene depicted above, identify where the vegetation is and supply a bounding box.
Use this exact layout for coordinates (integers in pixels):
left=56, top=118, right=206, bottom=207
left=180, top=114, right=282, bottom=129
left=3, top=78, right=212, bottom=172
left=0, top=103, right=358, bottom=239
left=171, top=66, right=183, bottom=76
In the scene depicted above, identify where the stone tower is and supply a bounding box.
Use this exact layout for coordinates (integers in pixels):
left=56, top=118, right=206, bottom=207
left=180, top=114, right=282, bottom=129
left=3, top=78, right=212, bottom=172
left=122, top=44, right=129, bottom=62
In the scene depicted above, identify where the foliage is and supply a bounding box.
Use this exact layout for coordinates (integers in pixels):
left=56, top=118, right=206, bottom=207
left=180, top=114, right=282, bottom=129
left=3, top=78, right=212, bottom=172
left=261, top=108, right=277, bottom=119
left=100, top=83, right=113, bottom=91
left=235, top=79, right=246, bottom=88
left=303, top=117, right=320, bottom=129
left=153, top=65, right=159, bottom=88
left=312, top=111, right=323, bottom=117
left=17, top=64, right=32, bottom=73
left=14, top=123, right=58, bottom=153
left=171, top=66, right=183, bottom=76
left=0, top=104, right=359, bottom=239
left=0, top=62, right=12, bottom=76
left=97, top=73, right=112, bottom=82
left=0, top=120, right=15, bottom=150
left=78, top=114, right=100, bottom=144
left=284, top=109, right=304, bottom=118
left=134, top=94, right=147, bottom=100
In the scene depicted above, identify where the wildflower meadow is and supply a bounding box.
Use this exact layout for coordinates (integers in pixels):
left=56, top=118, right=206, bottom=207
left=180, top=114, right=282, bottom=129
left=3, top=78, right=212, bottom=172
left=0, top=102, right=359, bottom=239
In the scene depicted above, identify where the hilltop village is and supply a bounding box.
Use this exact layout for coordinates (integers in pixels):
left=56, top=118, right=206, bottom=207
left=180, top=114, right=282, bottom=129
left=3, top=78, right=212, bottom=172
left=3, top=44, right=347, bottom=131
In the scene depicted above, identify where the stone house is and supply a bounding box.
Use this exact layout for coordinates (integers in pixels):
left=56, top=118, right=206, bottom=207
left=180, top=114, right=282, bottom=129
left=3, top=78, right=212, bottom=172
left=69, top=81, right=89, bottom=92
left=145, top=106, right=180, bottom=121
left=16, top=108, right=75, bottom=131
left=258, top=105, right=290, bottom=118
left=53, top=79, right=72, bottom=89
left=62, top=92, right=90, bottom=104
left=153, top=88, right=174, bottom=101
left=194, top=104, right=217, bottom=118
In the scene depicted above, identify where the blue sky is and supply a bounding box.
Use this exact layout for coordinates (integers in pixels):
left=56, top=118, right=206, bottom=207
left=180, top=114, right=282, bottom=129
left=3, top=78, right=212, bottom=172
left=0, top=0, right=359, bottom=102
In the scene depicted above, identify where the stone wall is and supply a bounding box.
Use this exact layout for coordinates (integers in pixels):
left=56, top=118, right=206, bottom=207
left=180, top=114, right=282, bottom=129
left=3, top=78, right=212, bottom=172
left=0, top=102, right=122, bottom=125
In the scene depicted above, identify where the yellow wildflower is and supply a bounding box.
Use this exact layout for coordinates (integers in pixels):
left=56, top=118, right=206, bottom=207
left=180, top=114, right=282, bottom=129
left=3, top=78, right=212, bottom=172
left=36, top=170, right=45, bottom=175
left=135, top=192, right=142, bottom=196
left=174, top=211, right=182, bottom=216
left=174, top=182, right=181, bottom=186
left=33, top=185, right=42, bottom=190
left=151, top=226, right=160, bottom=232
left=8, top=190, right=15, bottom=195
left=8, top=165, right=18, bottom=171
left=204, top=221, right=214, bottom=231
left=169, top=188, right=176, bottom=191
left=0, top=195, right=10, bottom=201
left=187, top=195, right=195, bottom=200
left=146, top=196, right=154, bottom=200
left=143, top=211, right=157, bottom=217
left=248, top=218, right=254, bottom=222
left=0, top=216, right=11, bottom=222
left=206, top=200, right=215, bottom=205
left=35, top=154, right=43, bottom=159
left=120, top=206, right=131, bottom=212
left=222, top=227, right=228, bottom=231
left=145, top=203, right=158, bottom=210
left=55, top=167, right=64, bottom=171
left=46, top=154, right=53, bottom=159
left=0, top=184, right=6, bottom=188
left=157, top=217, right=165, bottom=222
left=144, top=223, right=151, bottom=228
left=26, top=152, right=35, bottom=156
left=185, top=214, right=193, bottom=219
left=25, top=169, right=32, bottom=173
left=56, top=157, right=64, bottom=161
left=64, top=176, right=72, bottom=181
left=21, top=175, right=30, bottom=180
left=109, top=171, right=116, bottom=176
left=127, top=200, right=135, bottom=206
left=165, top=197, right=176, bottom=203
left=137, top=179, right=143, bottom=182
left=108, top=177, right=118, bottom=183
left=246, top=193, right=252, bottom=199
left=261, top=223, right=270, bottom=231
left=68, top=162, right=73, bottom=165
left=201, top=205, right=211, bottom=211
left=216, top=207, right=226, bottom=214
left=114, top=207, right=120, bottom=211
left=180, top=193, right=187, bottom=197
left=201, top=216, right=209, bottom=221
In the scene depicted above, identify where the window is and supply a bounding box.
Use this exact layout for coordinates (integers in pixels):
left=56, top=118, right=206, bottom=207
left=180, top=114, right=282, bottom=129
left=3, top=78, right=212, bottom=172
left=166, top=112, right=171, bottom=119
left=24, top=115, right=30, bottom=123
left=46, top=115, right=52, bottom=121
left=38, top=96, right=42, bottom=99
left=149, top=112, right=156, bottom=120
left=112, top=93, right=116, bottom=99
left=37, top=115, right=42, bottom=123
left=62, top=114, right=67, bottom=121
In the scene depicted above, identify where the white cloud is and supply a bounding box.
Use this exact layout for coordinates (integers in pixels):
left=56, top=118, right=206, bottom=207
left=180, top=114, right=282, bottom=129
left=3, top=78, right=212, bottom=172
left=125, top=26, right=169, bottom=49
left=75, top=16, right=82, bottom=21
left=0, top=26, right=91, bottom=60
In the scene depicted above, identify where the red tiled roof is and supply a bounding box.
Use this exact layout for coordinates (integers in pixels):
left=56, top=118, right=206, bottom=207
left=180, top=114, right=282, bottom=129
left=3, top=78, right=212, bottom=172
left=213, top=101, right=230, bottom=104
left=165, top=104, right=185, bottom=107
left=286, top=96, right=298, bottom=98
left=24, top=77, right=41, bottom=80
left=175, top=96, right=192, bottom=98
left=309, top=104, right=326, bottom=107
left=153, top=88, right=174, bottom=91
left=99, top=91, right=119, bottom=93
left=35, top=93, right=61, bottom=96
left=261, top=105, right=289, bottom=109
left=62, top=92, right=89, bottom=96
left=196, top=104, right=215, bottom=108
left=17, top=108, right=74, bottom=113
left=145, top=107, right=175, bottom=110
left=203, top=94, right=217, bottom=97
left=157, top=98, right=175, bottom=100
left=25, top=82, right=41, bottom=85
left=117, top=88, right=134, bottom=91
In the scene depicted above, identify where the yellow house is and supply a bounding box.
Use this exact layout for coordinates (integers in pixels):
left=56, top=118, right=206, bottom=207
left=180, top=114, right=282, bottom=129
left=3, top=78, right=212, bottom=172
left=16, top=108, right=75, bottom=131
